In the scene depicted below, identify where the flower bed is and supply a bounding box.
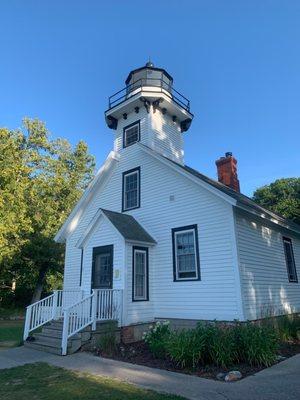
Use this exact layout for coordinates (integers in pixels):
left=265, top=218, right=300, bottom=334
left=94, top=316, right=300, bottom=381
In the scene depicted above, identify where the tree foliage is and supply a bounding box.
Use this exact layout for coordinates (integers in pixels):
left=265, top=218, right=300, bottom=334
left=253, top=178, right=300, bottom=225
left=0, top=118, right=95, bottom=306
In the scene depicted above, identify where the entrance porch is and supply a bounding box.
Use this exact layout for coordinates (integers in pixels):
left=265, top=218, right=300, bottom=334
left=23, top=288, right=122, bottom=355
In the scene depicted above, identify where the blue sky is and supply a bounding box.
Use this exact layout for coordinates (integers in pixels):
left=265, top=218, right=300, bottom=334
left=1, top=1, right=299, bottom=196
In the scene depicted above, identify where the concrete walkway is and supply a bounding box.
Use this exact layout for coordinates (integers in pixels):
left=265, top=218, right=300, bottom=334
left=0, top=347, right=300, bottom=400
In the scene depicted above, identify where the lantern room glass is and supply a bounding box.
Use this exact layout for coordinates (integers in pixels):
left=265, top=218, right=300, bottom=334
left=126, top=68, right=172, bottom=95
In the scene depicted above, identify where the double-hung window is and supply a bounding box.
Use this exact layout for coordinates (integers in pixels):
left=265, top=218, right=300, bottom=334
left=283, top=237, right=298, bottom=283
left=133, top=246, right=148, bottom=301
left=123, top=121, right=140, bottom=148
left=172, top=225, right=200, bottom=281
left=122, top=167, right=140, bottom=211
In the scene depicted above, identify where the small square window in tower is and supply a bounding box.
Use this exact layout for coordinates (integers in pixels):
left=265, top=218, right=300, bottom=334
left=123, top=121, right=140, bottom=148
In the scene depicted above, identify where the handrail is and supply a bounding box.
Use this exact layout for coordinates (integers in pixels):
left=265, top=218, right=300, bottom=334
left=23, top=289, right=84, bottom=341
left=61, top=294, right=94, bottom=355
left=24, top=288, right=123, bottom=355
left=61, top=289, right=123, bottom=355
left=23, top=293, right=55, bottom=340
left=108, top=78, right=190, bottom=111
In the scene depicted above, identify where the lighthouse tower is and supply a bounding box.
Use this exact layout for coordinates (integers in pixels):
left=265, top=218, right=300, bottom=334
left=105, top=62, right=193, bottom=165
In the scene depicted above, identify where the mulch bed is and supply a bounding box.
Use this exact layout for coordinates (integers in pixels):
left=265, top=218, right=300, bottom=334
left=95, top=340, right=300, bottom=381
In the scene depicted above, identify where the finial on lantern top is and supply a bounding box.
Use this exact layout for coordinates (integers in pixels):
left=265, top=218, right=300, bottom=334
left=145, top=58, right=154, bottom=68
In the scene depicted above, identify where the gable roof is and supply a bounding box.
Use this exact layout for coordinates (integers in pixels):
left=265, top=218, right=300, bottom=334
left=139, top=144, right=300, bottom=235
left=55, top=144, right=300, bottom=244
left=76, top=208, right=156, bottom=248
left=101, top=209, right=156, bottom=244
left=54, top=151, right=120, bottom=243
left=177, top=164, right=300, bottom=234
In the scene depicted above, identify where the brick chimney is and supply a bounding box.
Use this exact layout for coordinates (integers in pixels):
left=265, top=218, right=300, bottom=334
left=215, top=152, right=240, bottom=192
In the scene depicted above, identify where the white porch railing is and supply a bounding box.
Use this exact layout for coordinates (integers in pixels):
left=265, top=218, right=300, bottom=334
left=23, top=293, right=55, bottom=341
left=93, top=289, right=123, bottom=323
left=23, top=289, right=83, bottom=341
left=61, top=289, right=123, bottom=355
left=24, top=288, right=123, bottom=355
left=61, top=294, right=94, bottom=355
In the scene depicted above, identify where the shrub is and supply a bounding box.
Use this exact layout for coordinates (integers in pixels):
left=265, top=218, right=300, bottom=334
left=235, top=322, right=278, bottom=367
left=143, top=320, right=281, bottom=369
left=200, top=323, right=237, bottom=368
left=274, top=315, right=300, bottom=342
left=166, top=328, right=206, bottom=369
left=96, top=322, right=117, bottom=356
left=143, top=321, right=171, bottom=358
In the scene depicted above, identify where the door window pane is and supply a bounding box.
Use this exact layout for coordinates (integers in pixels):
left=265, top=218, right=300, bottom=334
left=93, top=251, right=112, bottom=288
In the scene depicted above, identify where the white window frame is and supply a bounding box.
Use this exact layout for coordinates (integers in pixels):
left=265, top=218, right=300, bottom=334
left=122, top=167, right=140, bottom=211
left=123, top=121, right=140, bottom=148
left=173, top=226, right=200, bottom=281
left=133, top=247, right=148, bottom=301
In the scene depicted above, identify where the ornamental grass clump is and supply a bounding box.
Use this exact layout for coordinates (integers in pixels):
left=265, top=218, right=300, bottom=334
left=143, top=321, right=171, bottom=358
left=235, top=322, right=278, bottom=367
left=143, top=319, right=280, bottom=370
left=166, top=328, right=206, bottom=369
left=274, top=315, right=300, bottom=342
left=96, top=322, right=117, bottom=356
left=199, top=323, right=237, bottom=368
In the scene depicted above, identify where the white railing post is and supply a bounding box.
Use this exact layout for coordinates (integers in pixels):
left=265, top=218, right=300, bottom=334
left=118, top=290, right=123, bottom=327
left=62, top=308, right=69, bottom=356
left=23, top=305, right=32, bottom=341
left=91, top=290, right=97, bottom=331
left=52, top=290, right=58, bottom=320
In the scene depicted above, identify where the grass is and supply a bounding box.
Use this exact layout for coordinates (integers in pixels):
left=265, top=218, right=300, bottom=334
left=0, top=363, right=185, bottom=400
left=0, top=307, right=24, bottom=320
left=0, top=320, right=24, bottom=349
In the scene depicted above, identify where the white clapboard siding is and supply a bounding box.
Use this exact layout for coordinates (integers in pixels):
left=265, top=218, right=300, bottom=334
left=63, top=135, right=242, bottom=325
left=114, top=107, right=184, bottom=164
left=235, top=209, right=300, bottom=320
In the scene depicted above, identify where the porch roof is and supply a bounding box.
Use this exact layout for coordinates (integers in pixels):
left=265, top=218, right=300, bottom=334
left=100, top=209, right=156, bottom=244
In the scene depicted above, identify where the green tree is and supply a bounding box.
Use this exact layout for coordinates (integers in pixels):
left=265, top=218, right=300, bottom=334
left=0, top=118, right=95, bottom=305
left=253, top=178, right=300, bottom=225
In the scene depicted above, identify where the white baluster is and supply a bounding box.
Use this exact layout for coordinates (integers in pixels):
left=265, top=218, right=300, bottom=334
left=91, top=290, right=97, bottom=330
left=62, top=308, right=69, bottom=356
left=23, top=305, right=32, bottom=341
left=52, top=291, right=58, bottom=320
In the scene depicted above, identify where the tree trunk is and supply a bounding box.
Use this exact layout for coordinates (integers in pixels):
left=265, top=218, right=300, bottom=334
left=31, top=267, right=48, bottom=304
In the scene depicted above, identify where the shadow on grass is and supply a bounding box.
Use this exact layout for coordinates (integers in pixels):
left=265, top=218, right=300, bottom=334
left=0, top=363, right=185, bottom=400
left=0, top=320, right=24, bottom=349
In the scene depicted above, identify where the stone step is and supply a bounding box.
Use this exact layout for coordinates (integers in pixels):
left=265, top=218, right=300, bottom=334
left=24, top=341, right=62, bottom=355
left=35, top=331, right=81, bottom=342
left=45, top=320, right=63, bottom=329
left=38, top=329, right=81, bottom=340
left=24, top=317, right=98, bottom=355
left=25, top=333, right=82, bottom=355
left=40, top=327, right=64, bottom=338
left=33, top=333, right=62, bottom=347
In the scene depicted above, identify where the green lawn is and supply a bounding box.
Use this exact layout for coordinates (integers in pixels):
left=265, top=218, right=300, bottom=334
left=0, top=363, right=184, bottom=400
left=0, top=320, right=24, bottom=349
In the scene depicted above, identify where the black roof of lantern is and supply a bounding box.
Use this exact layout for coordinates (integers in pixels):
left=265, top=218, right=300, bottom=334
left=125, top=62, right=173, bottom=85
